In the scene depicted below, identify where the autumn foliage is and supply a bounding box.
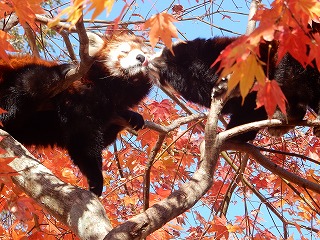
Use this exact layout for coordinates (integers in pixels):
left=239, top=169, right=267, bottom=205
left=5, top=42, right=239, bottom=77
left=216, top=0, right=320, bottom=117
left=1, top=0, right=320, bottom=239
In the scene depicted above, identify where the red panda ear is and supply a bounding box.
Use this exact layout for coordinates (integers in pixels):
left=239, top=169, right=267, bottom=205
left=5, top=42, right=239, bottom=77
left=87, top=32, right=105, bottom=57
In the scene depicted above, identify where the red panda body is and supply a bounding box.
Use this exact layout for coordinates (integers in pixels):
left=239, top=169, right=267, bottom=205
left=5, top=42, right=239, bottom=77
left=0, top=33, right=152, bottom=196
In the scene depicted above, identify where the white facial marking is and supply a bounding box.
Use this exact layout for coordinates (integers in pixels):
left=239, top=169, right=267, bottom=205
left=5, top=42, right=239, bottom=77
left=106, top=40, right=150, bottom=77
left=118, top=42, right=131, bottom=53
left=108, top=42, right=131, bottom=63
left=120, top=49, right=146, bottom=69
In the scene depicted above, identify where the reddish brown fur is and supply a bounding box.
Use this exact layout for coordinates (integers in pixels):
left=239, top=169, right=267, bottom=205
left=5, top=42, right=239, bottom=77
left=0, top=32, right=152, bottom=196
left=0, top=55, right=58, bottom=68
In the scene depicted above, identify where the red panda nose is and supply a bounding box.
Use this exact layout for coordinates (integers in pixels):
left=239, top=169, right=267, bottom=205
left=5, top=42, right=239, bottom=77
left=136, top=54, right=146, bottom=64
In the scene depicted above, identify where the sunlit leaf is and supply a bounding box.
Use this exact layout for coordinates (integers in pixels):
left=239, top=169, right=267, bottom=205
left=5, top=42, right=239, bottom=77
left=144, top=12, right=178, bottom=53
left=255, top=79, right=287, bottom=118
left=87, top=0, right=115, bottom=19
left=48, top=0, right=84, bottom=27
left=0, top=31, right=16, bottom=63
left=12, top=0, right=45, bottom=31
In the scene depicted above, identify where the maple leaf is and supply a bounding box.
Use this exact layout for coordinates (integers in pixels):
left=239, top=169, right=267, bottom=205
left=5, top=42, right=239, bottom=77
left=214, top=36, right=266, bottom=100
left=216, top=38, right=266, bottom=100
left=277, top=28, right=310, bottom=67
left=0, top=2, right=13, bottom=19
left=0, top=157, right=18, bottom=176
left=255, top=79, right=287, bottom=118
left=224, top=54, right=266, bottom=99
left=289, top=0, right=320, bottom=20
left=87, top=0, right=115, bottom=20
left=226, top=223, right=242, bottom=234
left=12, top=0, right=45, bottom=31
left=48, top=0, right=84, bottom=27
left=149, top=99, right=177, bottom=122
left=156, top=188, right=171, bottom=198
left=144, top=12, right=178, bottom=53
left=208, top=216, right=229, bottom=239
left=307, top=32, right=320, bottom=69
left=0, top=31, right=16, bottom=63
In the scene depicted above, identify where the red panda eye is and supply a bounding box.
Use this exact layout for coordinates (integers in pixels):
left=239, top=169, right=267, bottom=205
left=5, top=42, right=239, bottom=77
left=121, top=50, right=129, bottom=54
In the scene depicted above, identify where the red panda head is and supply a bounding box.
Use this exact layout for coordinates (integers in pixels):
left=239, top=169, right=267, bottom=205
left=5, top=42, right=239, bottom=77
left=91, top=33, right=151, bottom=79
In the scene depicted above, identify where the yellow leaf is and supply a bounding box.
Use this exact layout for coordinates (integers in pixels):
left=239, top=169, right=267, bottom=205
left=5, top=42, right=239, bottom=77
left=226, top=223, right=242, bottom=233
left=239, top=54, right=264, bottom=98
left=47, top=18, right=61, bottom=28
left=294, top=0, right=320, bottom=19
left=49, top=0, right=84, bottom=27
left=123, top=196, right=138, bottom=205
left=222, top=53, right=266, bottom=101
left=224, top=64, right=241, bottom=94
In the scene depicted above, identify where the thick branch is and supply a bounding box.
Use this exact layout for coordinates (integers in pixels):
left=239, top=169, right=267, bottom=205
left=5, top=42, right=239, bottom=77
left=0, top=129, right=112, bottom=239
left=246, top=0, right=261, bottom=34
left=104, top=98, right=224, bottom=239
left=219, top=118, right=320, bottom=142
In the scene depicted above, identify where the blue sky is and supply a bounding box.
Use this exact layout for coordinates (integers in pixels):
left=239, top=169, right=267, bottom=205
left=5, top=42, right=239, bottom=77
left=105, top=0, right=251, bottom=39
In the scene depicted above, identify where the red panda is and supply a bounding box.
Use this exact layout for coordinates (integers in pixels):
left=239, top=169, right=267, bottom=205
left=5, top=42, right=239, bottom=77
left=149, top=37, right=320, bottom=142
left=0, top=32, right=152, bottom=196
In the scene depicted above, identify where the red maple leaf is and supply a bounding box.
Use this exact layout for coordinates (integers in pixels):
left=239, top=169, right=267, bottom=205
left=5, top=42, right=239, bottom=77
left=255, top=80, right=287, bottom=118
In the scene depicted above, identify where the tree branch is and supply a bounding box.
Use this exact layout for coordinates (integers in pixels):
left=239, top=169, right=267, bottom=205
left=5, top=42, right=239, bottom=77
left=218, top=119, right=320, bottom=141
left=45, top=17, right=98, bottom=98
left=0, top=13, right=19, bottom=32
left=143, top=133, right=166, bottom=211
left=223, top=141, right=320, bottom=194
left=22, top=23, right=40, bottom=57
left=104, top=98, right=224, bottom=239
left=60, top=30, right=78, bottom=62
left=144, top=113, right=206, bottom=133
left=220, top=151, right=289, bottom=225
left=246, top=0, right=261, bottom=35
left=0, top=129, right=112, bottom=239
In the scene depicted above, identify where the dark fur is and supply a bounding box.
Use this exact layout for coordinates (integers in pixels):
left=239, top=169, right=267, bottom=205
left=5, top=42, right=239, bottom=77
left=0, top=35, right=152, bottom=196
left=150, top=37, right=320, bottom=141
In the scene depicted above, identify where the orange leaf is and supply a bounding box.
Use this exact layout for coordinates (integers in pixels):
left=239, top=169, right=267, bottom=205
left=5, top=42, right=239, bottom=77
left=214, top=36, right=266, bottom=100
left=307, top=33, right=320, bottom=69
left=208, top=216, right=229, bottom=239
left=255, top=79, right=287, bottom=118
left=226, top=223, right=242, bottom=234
left=87, top=0, right=115, bottom=20
left=0, top=2, right=13, bottom=19
left=123, top=195, right=138, bottom=205
left=12, top=0, right=45, bottom=31
left=144, top=12, right=178, bottom=53
left=0, top=157, right=17, bottom=175
left=0, top=31, right=16, bottom=63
